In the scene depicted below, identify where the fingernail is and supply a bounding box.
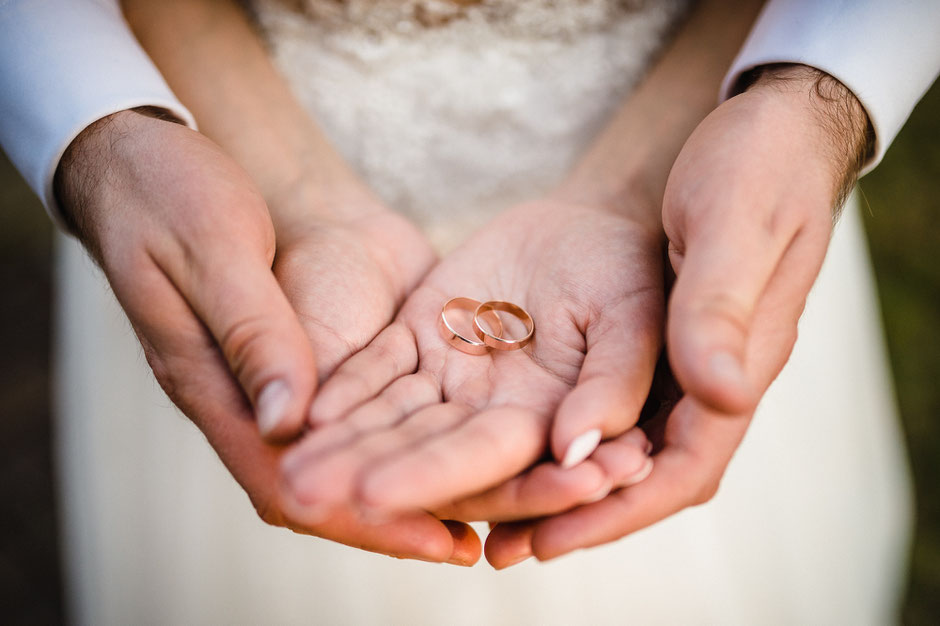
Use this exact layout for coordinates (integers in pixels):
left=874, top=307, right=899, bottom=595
left=581, top=479, right=613, bottom=504
left=709, top=351, right=747, bottom=387
left=623, top=457, right=654, bottom=486
left=497, top=552, right=532, bottom=570
left=561, top=428, right=602, bottom=469
left=256, top=380, right=291, bottom=437
left=446, top=554, right=477, bottom=567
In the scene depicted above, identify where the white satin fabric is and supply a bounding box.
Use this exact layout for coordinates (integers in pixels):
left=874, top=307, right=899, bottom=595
left=54, top=1, right=911, bottom=624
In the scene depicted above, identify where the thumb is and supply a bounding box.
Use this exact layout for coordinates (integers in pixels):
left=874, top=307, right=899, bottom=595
left=550, top=294, right=661, bottom=467
left=665, top=209, right=796, bottom=415
left=167, top=238, right=318, bottom=442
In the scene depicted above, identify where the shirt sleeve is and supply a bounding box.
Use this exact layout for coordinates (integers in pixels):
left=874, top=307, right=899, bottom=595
left=720, top=0, right=940, bottom=175
left=0, top=0, right=196, bottom=228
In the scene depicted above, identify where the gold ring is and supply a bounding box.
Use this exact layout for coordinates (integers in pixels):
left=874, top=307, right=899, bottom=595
left=473, top=300, right=534, bottom=351
left=440, top=297, right=503, bottom=355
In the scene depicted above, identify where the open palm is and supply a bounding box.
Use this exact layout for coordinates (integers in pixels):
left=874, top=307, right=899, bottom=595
left=280, top=198, right=664, bottom=522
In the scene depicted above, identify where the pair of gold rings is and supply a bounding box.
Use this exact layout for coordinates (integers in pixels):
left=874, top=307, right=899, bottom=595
left=440, top=297, right=535, bottom=355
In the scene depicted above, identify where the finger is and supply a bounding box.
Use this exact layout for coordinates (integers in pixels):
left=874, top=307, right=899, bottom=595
left=356, top=406, right=550, bottom=514
left=589, top=427, right=655, bottom=488
left=434, top=460, right=609, bottom=523
left=157, top=237, right=318, bottom=442
left=309, top=322, right=419, bottom=425
left=665, top=200, right=802, bottom=414
left=741, top=224, right=830, bottom=388
left=442, top=520, right=484, bottom=567
left=485, top=521, right=536, bottom=570
left=492, top=398, right=749, bottom=563
left=122, top=261, right=476, bottom=565
left=279, top=500, right=481, bottom=566
left=281, top=371, right=442, bottom=476
left=342, top=370, right=442, bottom=434
left=551, top=293, right=662, bottom=466
left=439, top=427, right=653, bottom=522
left=281, top=403, right=472, bottom=521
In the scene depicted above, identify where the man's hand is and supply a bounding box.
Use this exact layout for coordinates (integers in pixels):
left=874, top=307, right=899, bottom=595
left=56, top=108, right=317, bottom=441
left=483, top=65, right=872, bottom=567
left=55, top=109, right=480, bottom=564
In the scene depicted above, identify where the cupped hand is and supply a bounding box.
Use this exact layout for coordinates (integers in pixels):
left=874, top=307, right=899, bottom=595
left=279, top=197, right=664, bottom=523
left=58, top=109, right=479, bottom=564
left=483, top=65, right=871, bottom=567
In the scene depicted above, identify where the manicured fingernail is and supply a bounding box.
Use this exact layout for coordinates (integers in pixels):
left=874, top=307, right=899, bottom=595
left=581, top=479, right=613, bottom=504
left=623, top=457, right=654, bottom=486
left=257, top=380, right=291, bottom=437
left=710, top=351, right=746, bottom=387
left=561, top=428, right=602, bottom=469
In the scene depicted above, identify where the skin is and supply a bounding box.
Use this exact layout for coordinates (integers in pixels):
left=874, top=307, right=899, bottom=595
left=107, top=0, right=869, bottom=569
left=484, top=67, right=870, bottom=567
left=58, top=2, right=478, bottom=564
left=279, top=195, right=663, bottom=521
left=278, top=0, right=788, bottom=537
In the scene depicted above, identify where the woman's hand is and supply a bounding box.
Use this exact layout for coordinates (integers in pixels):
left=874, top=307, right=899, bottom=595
left=58, top=110, right=478, bottom=565
left=279, top=197, right=663, bottom=522
left=482, top=65, right=872, bottom=568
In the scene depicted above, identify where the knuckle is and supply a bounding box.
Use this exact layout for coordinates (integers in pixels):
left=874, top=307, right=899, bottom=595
left=691, top=292, right=751, bottom=336
left=220, top=315, right=273, bottom=383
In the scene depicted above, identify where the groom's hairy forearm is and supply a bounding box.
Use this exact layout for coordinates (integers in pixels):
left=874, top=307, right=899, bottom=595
left=556, top=0, right=767, bottom=226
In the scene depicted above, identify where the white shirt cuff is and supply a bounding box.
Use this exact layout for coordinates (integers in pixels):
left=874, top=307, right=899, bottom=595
left=720, top=0, right=940, bottom=175
left=0, top=0, right=196, bottom=229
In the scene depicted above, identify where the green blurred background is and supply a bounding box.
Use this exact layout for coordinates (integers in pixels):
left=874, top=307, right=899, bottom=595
left=0, top=83, right=938, bottom=622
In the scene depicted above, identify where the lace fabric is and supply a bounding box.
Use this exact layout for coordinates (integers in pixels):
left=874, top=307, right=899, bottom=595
left=251, top=0, right=691, bottom=250
left=261, top=0, right=657, bottom=38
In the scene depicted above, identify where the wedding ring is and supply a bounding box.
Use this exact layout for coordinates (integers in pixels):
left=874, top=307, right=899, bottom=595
left=440, top=297, right=503, bottom=356
left=473, top=300, right=535, bottom=351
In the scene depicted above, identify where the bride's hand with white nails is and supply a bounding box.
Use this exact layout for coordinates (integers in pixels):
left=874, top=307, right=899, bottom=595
left=278, top=196, right=664, bottom=522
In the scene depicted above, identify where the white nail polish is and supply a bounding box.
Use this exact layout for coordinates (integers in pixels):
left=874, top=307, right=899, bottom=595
left=623, top=457, right=654, bottom=486
left=257, top=380, right=291, bottom=437
left=561, top=428, right=602, bottom=469
left=710, top=351, right=746, bottom=386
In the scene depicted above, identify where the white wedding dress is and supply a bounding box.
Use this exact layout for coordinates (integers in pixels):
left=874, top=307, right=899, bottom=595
left=54, top=1, right=912, bottom=624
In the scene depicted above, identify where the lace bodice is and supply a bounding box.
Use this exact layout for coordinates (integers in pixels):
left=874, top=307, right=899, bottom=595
left=258, top=0, right=669, bottom=38
left=251, top=0, right=691, bottom=251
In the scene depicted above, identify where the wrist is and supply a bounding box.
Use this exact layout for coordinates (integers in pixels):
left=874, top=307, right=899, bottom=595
left=267, top=173, right=388, bottom=236
left=54, top=108, right=180, bottom=247
left=740, top=64, right=873, bottom=202
left=550, top=169, right=664, bottom=235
